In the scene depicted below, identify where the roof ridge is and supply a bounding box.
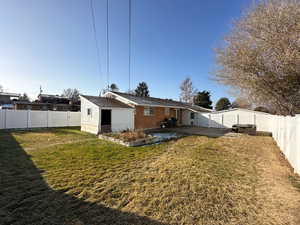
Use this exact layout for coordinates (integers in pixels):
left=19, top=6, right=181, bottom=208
left=111, top=91, right=183, bottom=103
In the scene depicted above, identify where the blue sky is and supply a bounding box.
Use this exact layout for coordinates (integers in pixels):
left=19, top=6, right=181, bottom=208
left=0, top=0, right=251, bottom=103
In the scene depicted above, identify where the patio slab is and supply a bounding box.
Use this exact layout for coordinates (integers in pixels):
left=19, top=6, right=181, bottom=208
left=146, top=126, right=231, bottom=138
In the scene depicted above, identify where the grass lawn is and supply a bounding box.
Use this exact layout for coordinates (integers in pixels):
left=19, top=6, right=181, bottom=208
left=1, top=128, right=300, bottom=225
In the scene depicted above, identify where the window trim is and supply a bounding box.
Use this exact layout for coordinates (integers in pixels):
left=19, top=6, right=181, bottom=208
left=165, top=107, right=170, bottom=116
left=144, top=107, right=154, bottom=116
left=87, top=108, right=92, bottom=117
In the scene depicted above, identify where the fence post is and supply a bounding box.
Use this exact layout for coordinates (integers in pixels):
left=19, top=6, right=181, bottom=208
left=27, top=110, right=30, bottom=128
left=296, top=115, right=300, bottom=174
left=237, top=114, right=239, bottom=124
left=209, top=114, right=211, bottom=128
left=47, top=110, right=49, bottom=128
left=222, top=114, right=224, bottom=127
left=4, top=109, right=7, bottom=129
left=67, top=111, right=70, bottom=127
left=254, top=114, right=256, bottom=126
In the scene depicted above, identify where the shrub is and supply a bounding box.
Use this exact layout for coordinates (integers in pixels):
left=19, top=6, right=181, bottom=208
left=105, top=131, right=149, bottom=142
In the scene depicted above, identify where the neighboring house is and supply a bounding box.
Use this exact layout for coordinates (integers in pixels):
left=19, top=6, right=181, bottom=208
left=14, top=94, right=80, bottom=111
left=38, top=94, right=71, bottom=104
left=14, top=102, right=78, bottom=111
left=80, top=91, right=212, bottom=134
left=0, top=92, right=20, bottom=109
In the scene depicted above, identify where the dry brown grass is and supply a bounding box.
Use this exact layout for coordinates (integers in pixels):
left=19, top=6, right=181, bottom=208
left=1, top=129, right=300, bottom=225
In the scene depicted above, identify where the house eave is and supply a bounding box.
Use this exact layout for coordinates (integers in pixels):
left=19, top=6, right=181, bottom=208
left=104, top=92, right=138, bottom=105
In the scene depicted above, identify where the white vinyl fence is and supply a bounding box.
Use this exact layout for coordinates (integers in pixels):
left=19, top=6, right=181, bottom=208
left=0, top=109, right=80, bottom=129
left=198, top=111, right=300, bottom=175
left=269, top=115, right=300, bottom=175
left=198, top=112, right=272, bottom=132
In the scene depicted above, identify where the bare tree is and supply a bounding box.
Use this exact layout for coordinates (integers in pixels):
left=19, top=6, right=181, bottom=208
left=214, top=0, right=300, bottom=115
left=62, top=88, right=80, bottom=101
left=231, top=97, right=252, bottom=109
left=179, top=77, right=197, bottom=103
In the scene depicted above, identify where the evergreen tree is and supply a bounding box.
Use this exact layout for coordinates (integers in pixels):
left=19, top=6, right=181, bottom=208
left=135, top=82, right=150, bottom=97
left=110, top=83, right=119, bottom=92
left=194, top=91, right=213, bottom=109
left=215, top=97, right=231, bottom=111
left=19, top=93, right=30, bottom=102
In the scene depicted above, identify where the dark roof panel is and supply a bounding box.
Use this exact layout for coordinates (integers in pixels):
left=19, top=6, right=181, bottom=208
left=81, top=95, right=133, bottom=109
left=111, top=91, right=186, bottom=108
left=0, top=92, right=20, bottom=97
left=110, top=91, right=212, bottom=112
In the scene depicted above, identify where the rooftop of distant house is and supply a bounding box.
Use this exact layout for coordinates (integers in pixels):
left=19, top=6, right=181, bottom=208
left=38, top=94, right=70, bottom=99
left=0, top=92, right=20, bottom=97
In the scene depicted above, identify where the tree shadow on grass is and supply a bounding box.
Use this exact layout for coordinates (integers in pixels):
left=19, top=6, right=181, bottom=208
left=0, top=132, right=168, bottom=225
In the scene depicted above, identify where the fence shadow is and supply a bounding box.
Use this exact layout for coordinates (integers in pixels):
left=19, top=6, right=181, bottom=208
left=0, top=132, right=168, bottom=225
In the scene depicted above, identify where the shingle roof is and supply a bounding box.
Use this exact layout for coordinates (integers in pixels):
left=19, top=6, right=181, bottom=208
left=111, top=91, right=186, bottom=107
left=39, top=94, right=69, bottom=99
left=185, top=104, right=212, bottom=113
left=109, top=91, right=212, bottom=112
left=81, top=95, right=133, bottom=109
left=0, top=92, right=20, bottom=97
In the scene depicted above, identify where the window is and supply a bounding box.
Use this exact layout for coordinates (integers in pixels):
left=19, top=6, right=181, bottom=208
left=87, top=108, right=92, bottom=116
left=144, top=107, right=154, bottom=116
left=165, top=108, right=170, bottom=116
left=190, top=112, right=195, bottom=119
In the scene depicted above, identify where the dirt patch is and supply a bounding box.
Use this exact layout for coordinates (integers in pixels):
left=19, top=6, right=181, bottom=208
left=253, top=137, right=300, bottom=225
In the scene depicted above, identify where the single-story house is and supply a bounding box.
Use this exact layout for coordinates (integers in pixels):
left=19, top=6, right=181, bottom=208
left=13, top=102, right=80, bottom=111
left=0, top=92, right=20, bottom=109
left=80, top=91, right=212, bottom=134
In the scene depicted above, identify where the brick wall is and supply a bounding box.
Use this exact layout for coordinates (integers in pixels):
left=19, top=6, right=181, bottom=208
left=134, top=106, right=179, bottom=130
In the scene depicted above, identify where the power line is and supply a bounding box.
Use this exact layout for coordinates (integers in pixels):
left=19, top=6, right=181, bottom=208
left=106, top=0, right=110, bottom=89
left=128, top=0, right=132, bottom=92
left=89, top=0, right=102, bottom=85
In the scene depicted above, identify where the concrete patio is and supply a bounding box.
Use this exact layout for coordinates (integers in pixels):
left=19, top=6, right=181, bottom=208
left=146, top=126, right=231, bottom=138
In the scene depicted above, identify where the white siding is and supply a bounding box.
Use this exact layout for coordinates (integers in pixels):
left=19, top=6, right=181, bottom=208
left=182, top=110, right=190, bottom=125
left=110, top=108, right=134, bottom=132
left=198, top=113, right=210, bottom=127
left=80, top=96, right=135, bottom=134
left=183, top=110, right=204, bottom=126
left=80, top=97, right=100, bottom=134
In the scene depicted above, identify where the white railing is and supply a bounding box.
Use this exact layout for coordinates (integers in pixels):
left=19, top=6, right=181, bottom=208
left=0, top=109, right=80, bottom=129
